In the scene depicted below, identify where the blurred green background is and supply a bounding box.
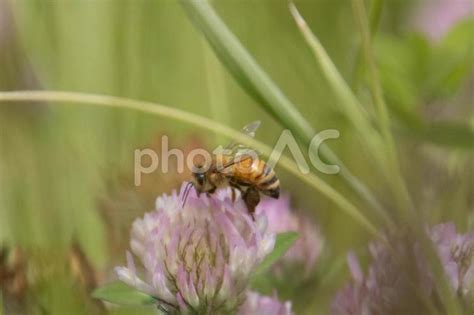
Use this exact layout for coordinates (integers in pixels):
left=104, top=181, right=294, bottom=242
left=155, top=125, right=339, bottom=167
left=0, top=0, right=472, bottom=314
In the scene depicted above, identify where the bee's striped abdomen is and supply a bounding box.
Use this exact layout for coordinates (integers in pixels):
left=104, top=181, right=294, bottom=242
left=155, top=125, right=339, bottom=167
left=231, top=158, right=280, bottom=199
left=256, top=162, right=280, bottom=199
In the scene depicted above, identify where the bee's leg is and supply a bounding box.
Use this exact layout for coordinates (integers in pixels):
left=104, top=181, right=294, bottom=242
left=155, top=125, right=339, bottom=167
left=228, top=180, right=240, bottom=203
left=231, top=188, right=236, bottom=202
left=242, top=187, right=260, bottom=221
left=231, top=186, right=242, bottom=203
left=206, top=185, right=217, bottom=197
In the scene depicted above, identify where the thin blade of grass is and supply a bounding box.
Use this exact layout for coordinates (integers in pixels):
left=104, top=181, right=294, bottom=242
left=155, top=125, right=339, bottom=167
left=179, top=0, right=314, bottom=141
left=287, top=3, right=392, bottom=224
left=351, top=0, right=384, bottom=88
left=287, top=3, right=394, bottom=194
left=0, top=90, right=380, bottom=236
left=288, top=3, right=377, bottom=138
left=288, top=3, right=384, bottom=157
left=179, top=0, right=389, bottom=225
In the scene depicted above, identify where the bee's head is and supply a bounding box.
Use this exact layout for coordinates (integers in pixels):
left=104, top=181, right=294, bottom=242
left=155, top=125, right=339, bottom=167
left=191, top=164, right=209, bottom=193
left=192, top=172, right=206, bottom=189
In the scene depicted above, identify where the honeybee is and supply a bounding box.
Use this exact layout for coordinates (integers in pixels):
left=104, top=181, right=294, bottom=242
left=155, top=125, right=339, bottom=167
left=183, top=121, right=280, bottom=219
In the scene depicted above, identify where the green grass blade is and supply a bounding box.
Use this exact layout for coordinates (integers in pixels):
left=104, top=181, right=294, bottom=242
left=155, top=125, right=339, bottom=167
left=287, top=3, right=395, bottom=195
left=287, top=2, right=392, bottom=224
left=180, top=0, right=314, bottom=140
left=351, top=0, right=394, bottom=153
left=351, top=0, right=384, bottom=88
left=288, top=3, right=383, bottom=152
left=368, top=0, right=384, bottom=36
left=179, top=0, right=389, bottom=224
left=0, top=90, right=380, bottom=236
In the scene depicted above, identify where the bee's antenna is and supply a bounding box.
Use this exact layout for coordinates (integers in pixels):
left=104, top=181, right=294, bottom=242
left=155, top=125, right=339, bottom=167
left=181, top=182, right=193, bottom=208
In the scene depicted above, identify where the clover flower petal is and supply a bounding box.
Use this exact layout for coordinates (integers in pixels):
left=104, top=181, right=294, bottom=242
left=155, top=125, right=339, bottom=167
left=238, top=291, right=293, bottom=315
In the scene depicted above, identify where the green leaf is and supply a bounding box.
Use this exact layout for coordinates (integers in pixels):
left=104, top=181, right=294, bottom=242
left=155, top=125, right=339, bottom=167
left=375, top=27, right=474, bottom=150
left=376, top=19, right=474, bottom=105
left=254, top=232, right=299, bottom=276
left=425, top=19, right=474, bottom=100
left=92, top=281, right=156, bottom=306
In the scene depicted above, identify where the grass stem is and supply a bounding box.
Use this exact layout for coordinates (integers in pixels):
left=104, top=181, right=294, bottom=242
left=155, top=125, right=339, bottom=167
left=289, top=2, right=393, bottom=226
left=0, top=90, right=380, bottom=237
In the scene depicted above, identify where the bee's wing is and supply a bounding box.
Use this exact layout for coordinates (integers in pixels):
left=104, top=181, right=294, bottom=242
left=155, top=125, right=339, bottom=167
left=221, top=121, right=261, bottom=169
left=241, top=120, right=261, bottom=138
left=225, top=120, right=261, bottom=153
